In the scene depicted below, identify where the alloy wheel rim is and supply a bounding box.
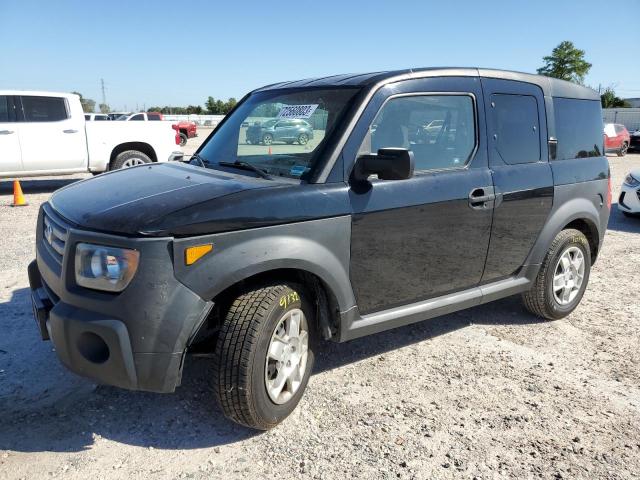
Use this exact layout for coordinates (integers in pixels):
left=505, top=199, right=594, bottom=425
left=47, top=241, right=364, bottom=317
left=263, top=136, right=272, bottom=145
left=299, top=134, right=307, bottom=144
left=121, top=157, right=147, bottom=167
left=621, top=143, right=628, bottom=155
left=553, top=246, right=585, bottom=305
left=264, top=308, right=309, bottom=404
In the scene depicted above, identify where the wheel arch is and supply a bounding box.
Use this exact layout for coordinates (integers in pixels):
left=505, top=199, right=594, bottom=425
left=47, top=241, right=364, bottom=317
left=109, top=142, right=158, bottom=168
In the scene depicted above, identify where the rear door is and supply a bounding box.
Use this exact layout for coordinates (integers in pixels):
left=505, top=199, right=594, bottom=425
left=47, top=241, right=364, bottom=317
left=0, top=95, right=22, bottom=174
left=17, top=95, right=87, bottom=173
left=479, top=78, right=553, bottom=282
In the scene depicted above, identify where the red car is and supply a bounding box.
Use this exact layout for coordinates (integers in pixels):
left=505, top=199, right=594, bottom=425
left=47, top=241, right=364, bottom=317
left=604, top=123, right=630, bottom=156
left=172, top=121, right=198, bottom=146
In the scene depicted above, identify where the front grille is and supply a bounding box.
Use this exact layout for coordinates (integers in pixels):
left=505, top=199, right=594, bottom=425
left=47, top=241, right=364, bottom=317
left=43, top=208, right=70, bottom=266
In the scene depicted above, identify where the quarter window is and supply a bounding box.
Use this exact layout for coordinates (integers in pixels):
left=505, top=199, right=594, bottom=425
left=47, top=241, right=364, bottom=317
left=490, top=94, right=540, bottom=164
left=21, top=96, right=69, bottom=122
left=359, top=95, right=476, bottom=171
left=0, top=96, right=9, bottom=122
left=553, top=98, right=602, bottom=160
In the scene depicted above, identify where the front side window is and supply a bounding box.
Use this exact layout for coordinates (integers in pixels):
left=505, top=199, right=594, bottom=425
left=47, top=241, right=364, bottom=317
left=554, top=98, right=602, bottom=160
left=490, top=94, right=540, bottom=164
left=198, top=87, right=360, bottom=179
left=21, top=96, right=68, bottom=122
left=358, top=94, right=476, bottom=171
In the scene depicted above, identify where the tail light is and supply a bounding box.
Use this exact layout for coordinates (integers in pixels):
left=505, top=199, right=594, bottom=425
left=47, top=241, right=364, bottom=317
left=175, top=133, right=181, bottom=145
left=606, top=176, right=612, bottom=210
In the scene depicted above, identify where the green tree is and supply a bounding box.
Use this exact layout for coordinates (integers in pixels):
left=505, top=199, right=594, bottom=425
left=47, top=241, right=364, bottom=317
left=98, top=103, right=110, bottom=113
left=206, top=96, right=237, bottom=114
left=600, top=88, right=631, bottom=108
left=537, top=41, right=592, bottom=84
left=72, top=91, right=96, bottom=113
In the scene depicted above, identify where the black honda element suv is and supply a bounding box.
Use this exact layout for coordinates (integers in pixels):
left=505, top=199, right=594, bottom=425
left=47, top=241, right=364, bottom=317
left=29, top=68, right=610, bottom=429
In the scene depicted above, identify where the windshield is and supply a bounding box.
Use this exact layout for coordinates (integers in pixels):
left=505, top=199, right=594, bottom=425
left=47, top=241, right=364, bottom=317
left=198, top=87, right=360, bottom=179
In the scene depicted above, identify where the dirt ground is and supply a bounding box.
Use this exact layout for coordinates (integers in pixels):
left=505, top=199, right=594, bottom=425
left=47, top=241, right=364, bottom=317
left=1, top=146, right=639, bottom=479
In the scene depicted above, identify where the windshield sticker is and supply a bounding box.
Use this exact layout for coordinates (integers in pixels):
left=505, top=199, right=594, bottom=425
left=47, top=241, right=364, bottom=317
left=289, top=165, right=309, bottom=177
left=277, top=104, right=319, bottom=119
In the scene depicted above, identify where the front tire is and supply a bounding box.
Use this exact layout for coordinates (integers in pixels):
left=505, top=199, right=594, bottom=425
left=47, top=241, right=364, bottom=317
left=111, top=150, right=152, bottom=170
left=262, top=134, right=273, bottom=145
left=298, top=133, right=309, bottom=145
left=522, top=229, right=591, bottom=320
left=213, top=284, right=315, bottom=430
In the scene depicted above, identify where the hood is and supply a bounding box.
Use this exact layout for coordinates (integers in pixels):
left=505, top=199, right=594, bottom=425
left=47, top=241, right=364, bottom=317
left=50, top=162, right=280, bottom=235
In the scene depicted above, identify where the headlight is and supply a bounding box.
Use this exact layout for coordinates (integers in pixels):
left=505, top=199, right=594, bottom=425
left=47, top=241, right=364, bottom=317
left=75, top=243, right=140, bottom=292
left=624, top=173, right=640, bottom=188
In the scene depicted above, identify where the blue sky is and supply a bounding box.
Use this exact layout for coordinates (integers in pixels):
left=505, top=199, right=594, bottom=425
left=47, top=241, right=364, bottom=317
left=2, top=0, right=638, bottom=110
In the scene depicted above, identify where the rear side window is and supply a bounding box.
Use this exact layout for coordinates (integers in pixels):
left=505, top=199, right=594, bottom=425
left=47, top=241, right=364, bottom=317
left=490, top=94, right=540, bottom=164
left=95, top=115, right=108, bottom=121
left=130, top=114, right=144, bottom=121
left=359, top=94, right=477, bottom=171
left=147, top=113, right=161, bottom=120
left=0, top=96, right=9, bottom=122
left=554, top=98, right=602, bottom=160
left=21, top=96, right=69, bottom=122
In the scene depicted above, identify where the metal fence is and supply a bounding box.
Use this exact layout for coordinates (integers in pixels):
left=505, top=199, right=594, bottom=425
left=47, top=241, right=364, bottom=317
left=162, top=114, right=225, bottom=127
left=603, top=108, right=640, bottom=132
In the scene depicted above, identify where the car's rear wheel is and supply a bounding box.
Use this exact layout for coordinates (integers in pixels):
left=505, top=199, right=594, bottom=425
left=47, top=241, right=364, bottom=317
left=262, top=134, right=273, bottom=145
left=298, top=133, right=308, bottom=145
left=111, top=150, right=152, bottom=170
left=179, top=133, right=188, bottom=146
left=522, top=229, right=591, bottom=320
left=213, top=284, right=315, bottom=430
left=618, top=142, right=628, bottom=157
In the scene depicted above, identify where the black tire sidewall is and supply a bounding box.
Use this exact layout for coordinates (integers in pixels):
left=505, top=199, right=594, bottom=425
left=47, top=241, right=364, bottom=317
left=249, top=285, right=315, bottom=427
left=180, top=133, right=188, bottom=146
left=112, top=150, right=152, bottom=170
left=545, top=233, right=591, bottom=317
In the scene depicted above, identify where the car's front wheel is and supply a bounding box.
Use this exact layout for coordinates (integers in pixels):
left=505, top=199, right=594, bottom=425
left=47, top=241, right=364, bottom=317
left=522, top=229, right=591, bottom=320
left=298, top=133, right=309, bottom=145
left=213, top=284, right=315, bottom=430
left=262, top=134, right=273, bottom=145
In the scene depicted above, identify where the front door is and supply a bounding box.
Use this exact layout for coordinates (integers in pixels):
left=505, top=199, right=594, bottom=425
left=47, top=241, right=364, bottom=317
left=0, top=95, right=22, bottom=175
left=17, top=95, right=87, bottom=173
left=346, top=77, right=494, bottom=315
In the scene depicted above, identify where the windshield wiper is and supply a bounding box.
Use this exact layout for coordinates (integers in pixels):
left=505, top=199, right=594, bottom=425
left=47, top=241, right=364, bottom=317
left=218, top=161, right=272, bottom=180
left=189, top=153, right=209, bottom=168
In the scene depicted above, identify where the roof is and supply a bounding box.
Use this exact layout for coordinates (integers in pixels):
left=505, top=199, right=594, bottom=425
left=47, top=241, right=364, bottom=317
left=0, top=90, right=79, bottom=98
left=256, top=67, right=599, bottom=100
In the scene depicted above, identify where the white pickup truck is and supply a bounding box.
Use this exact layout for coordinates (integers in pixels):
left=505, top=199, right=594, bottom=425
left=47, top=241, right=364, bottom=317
left=0, top=91, right=183, bottom=178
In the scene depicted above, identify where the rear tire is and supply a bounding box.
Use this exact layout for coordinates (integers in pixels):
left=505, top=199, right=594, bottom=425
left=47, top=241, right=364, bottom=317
left=111, top=150, right=152, bottom=170
left=179, top=133, right=188, bottom=146
left=522, top=229, right=591, bottom=320
left=262, top=134, right=273, bottom=145
left=618, top=142, right=628, bottom=157
left=213, top=284, right=315, bottom=430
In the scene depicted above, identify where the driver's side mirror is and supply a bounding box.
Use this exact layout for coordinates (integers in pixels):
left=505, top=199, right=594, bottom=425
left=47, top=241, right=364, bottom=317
left=352, top=148, right=414, bottom=182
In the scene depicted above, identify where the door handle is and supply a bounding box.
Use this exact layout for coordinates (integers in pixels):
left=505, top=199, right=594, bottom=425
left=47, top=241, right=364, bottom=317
left=0, top=130, right=14, bottom=135
left=469, top=186, right=496, bottom=208
left=63, top=129, right=78, bottom=134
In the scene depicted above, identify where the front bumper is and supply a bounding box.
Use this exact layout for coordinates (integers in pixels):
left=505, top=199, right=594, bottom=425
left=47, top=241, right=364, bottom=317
left=28, top=204, right=212, bottom=393
left=618, top=183, right=640, bottom=214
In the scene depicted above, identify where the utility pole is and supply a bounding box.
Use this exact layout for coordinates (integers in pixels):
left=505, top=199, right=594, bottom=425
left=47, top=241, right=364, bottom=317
left=100, top=78, right=107, bottom=106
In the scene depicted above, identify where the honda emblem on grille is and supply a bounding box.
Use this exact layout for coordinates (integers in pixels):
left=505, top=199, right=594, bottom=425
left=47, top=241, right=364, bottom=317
left=45, top=223, right=53, bottom=245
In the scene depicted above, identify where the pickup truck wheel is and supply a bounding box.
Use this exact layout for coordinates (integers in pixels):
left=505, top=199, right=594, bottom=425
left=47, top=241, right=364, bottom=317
left=522, top=229, right=591, bottom=320
left=618, top=142, right=628, bottom=157
left=179, top=133, right=188, bottom=146
left=213, top=284, right=315, bottom=430
left=111, top=150, right=152, bottom=170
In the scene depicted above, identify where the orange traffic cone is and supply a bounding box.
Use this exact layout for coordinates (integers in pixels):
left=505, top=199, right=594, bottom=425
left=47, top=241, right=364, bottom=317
left=11, top=180, right=28, bottom=207
left=268, top=146, right=272, bottom=155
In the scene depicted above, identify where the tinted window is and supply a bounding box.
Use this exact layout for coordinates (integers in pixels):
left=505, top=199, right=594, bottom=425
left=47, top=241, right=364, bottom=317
left=84, top=114, right=90, bottom=120
left=614, top=124, right=625, bottom=135
left=0, top=96, right=9, bottom=122
left=490, top=94, right=540, bottom=164
left=21, top=96, right=68, bottom=122
left=359, top=94, right=476, bottom=171
left=95, top=115, right=108, bottom=121
left=130, top=114, right=144, bottom=121
left=554, top=98, right=602, bottom=160
left=147, top=113, right=161, bottom=120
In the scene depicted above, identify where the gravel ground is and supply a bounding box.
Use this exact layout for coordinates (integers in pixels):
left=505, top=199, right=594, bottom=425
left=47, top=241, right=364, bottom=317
left=1, top=149, right=639, bottom=480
